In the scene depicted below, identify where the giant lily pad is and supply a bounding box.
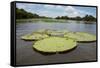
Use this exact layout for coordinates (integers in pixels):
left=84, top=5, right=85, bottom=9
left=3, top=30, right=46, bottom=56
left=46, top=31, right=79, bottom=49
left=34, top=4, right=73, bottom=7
left=46, top=30, right=69, bottom=37
left=33, top=37, right=77, bottom=53
left=34, top=29, right=48, bottom=34
left=32, top=29, right=69, bottom=37
left=64, top=32, right=96, bottom=42
left=21, top=33, right=49, bottom=41
left=48, top=31, right=64, bottom=37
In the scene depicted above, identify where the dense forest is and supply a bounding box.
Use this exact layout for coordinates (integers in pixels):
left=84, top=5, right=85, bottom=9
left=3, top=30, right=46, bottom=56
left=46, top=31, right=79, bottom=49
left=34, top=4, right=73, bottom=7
left=16, top=8, right=96, bottom=21
left=16, top=8, right=51, bottom=19
left=55, top=15, right=96, bottom=21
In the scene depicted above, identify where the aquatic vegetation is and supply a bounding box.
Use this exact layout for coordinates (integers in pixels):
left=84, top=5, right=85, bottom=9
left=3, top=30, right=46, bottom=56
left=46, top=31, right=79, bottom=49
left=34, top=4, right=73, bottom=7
left=21, top=33, right=49, bottom=41
left=21, top=29, right=96, bottom=42
left=33, top=37, right=77, bottom=53
left=33, top=29, right=48, bottom=34
left=21, top=29, right=96, bottom=53
left=32, top=29, right=68, bottom=37
left=64, top=32, right=96, bottom=42
left=39, top=29, right=69, bottom=36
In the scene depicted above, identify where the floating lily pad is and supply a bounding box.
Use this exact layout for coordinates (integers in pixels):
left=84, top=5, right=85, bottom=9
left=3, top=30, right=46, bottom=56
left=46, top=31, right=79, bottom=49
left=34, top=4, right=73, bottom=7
left=34, top=29, right=48, bottom=34
left=64, top=32, right=96, bottom=42
left=46, top=30, right=69, bottom=37
left=49, top=32, right=64, bottom=37
left=21, top=33, right=49, bottom=41
left=32, top=29, right=69, bottom=37
left=33, top=37, right=77, bottom=53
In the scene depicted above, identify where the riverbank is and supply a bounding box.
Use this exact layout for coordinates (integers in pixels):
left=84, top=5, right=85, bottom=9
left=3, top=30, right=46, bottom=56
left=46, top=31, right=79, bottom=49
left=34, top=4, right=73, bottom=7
left=16, top=18, right=96, bottom=24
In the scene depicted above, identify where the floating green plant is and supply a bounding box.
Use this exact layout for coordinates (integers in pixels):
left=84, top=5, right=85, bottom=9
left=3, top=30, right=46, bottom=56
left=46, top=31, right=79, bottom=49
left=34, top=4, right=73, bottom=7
left=21, top=29, right=96, bottom=42
left=33, top=29, right=69, bottom=36
left=21, top=33, right=49, bottom=41
left=33, top=29, right=48, bottom=34
left=21, top=29, right=96, bottom=53
left=33, top=37, right=77, bottom=53
left=64, top=32, right=96, bottom=42
left=45, top=29, right=69, bottom=37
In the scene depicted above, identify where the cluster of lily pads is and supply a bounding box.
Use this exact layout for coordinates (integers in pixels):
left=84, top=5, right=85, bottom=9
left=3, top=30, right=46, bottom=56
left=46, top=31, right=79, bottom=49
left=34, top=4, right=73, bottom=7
left=21, top=29, right=96, bottom=53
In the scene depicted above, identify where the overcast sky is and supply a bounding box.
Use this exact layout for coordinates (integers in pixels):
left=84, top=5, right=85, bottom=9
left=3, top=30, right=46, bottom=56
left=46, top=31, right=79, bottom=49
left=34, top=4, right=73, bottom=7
left=16, top=3, right=96, bottom=18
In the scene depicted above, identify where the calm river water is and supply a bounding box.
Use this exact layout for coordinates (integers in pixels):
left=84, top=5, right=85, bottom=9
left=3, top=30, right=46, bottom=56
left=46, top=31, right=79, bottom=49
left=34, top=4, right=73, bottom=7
left=16, top=19, right=97, bottom=65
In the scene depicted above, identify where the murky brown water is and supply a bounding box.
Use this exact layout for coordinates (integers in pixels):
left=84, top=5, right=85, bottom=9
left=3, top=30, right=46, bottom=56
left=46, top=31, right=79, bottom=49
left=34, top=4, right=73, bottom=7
left=16, top=20, right=97, bottom=65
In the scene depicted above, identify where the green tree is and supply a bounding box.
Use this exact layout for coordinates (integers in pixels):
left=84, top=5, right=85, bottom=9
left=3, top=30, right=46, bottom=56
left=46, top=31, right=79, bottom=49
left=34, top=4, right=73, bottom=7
left=16, top=8, right=39, bottom=19
left=83, top=15, right=96, bottom=21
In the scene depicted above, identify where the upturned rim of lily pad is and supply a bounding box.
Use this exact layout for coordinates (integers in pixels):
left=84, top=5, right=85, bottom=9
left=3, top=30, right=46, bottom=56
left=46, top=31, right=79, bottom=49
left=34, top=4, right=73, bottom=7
left=33, top=37, right=77, bottom=53
left=21, top=33, right=49, bottom=41
left=64, top=32, right=96, bottom=42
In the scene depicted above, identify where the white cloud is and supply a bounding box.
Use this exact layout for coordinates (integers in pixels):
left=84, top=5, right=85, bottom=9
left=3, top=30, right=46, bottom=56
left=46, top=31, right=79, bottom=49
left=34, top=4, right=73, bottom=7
left=44, top=5, right=55, bottom=8
left=44, top=4, right=64, bottom=9
left=44, top=5, right=82, bottom=17
left=55, top=5, right=64, bottom=9
left=17, top=3, right=87, bottom=17
left=65, top=6, right=80, bottom=17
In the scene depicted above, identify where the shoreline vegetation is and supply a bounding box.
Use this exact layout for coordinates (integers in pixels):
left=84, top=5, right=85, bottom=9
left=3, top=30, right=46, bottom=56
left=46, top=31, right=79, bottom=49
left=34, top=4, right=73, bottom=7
left=16, top=8, right=96, bottom=23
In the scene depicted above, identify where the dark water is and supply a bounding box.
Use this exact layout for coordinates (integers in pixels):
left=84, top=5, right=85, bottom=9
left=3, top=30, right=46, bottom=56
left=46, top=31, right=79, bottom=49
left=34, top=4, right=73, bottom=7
left=16, top=20, right=97, bottom=65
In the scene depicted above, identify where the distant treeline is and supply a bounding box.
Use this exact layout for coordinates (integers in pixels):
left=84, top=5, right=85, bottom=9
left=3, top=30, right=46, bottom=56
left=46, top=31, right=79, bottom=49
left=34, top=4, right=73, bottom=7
left=16, top=8, right=51, bottom=19
left=55, top=15, right=96, bottom=21
left=16, top=8, right=96, bottom=21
